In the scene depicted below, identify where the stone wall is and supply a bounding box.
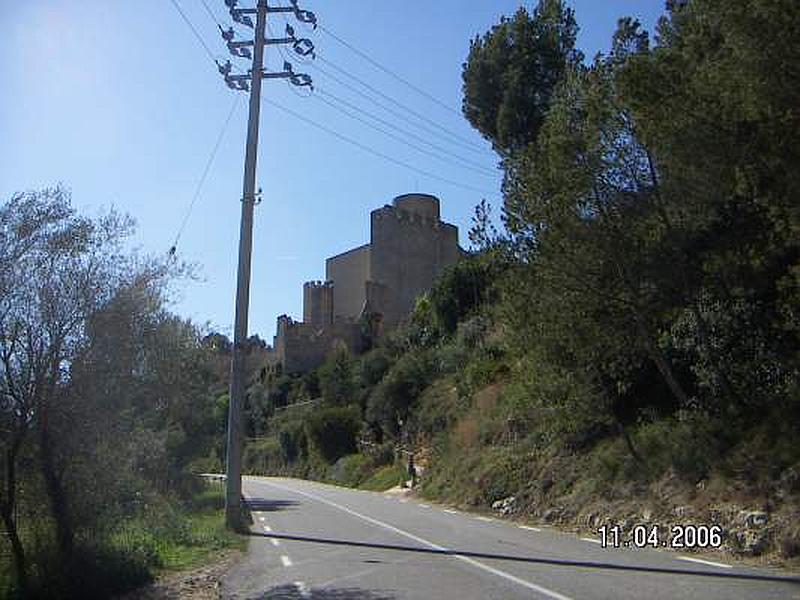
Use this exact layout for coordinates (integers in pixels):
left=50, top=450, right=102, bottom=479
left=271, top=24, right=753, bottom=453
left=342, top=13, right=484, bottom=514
left=326, top=244, right=370, bottom=323
left=369, top=195, right=461, bottom=326
left=303, top=280, right=333, bottom=328
left=273, top=314, right=363, bottom=374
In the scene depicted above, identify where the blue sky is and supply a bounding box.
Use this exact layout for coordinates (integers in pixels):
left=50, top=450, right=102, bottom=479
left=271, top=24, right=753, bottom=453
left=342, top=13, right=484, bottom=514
left=0, top=1, right=665, bottom=341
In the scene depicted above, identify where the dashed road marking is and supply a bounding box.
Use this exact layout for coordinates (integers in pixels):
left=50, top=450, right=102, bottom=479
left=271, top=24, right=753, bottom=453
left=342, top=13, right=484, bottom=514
left=443, top=509, right=458, bottom=514
left=519, top=525, right=542, bottom=532
left=280, top=555, right=293, bottom=567
left=678, top=556, right=732, bottom=569
left=263, top=480, right=573, bottom=600
left=580, top=537, right=602, bottom=544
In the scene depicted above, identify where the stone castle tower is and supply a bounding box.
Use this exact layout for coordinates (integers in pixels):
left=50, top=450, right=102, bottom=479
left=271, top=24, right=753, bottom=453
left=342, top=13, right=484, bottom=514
left=270, top=193, right=462, bottom=374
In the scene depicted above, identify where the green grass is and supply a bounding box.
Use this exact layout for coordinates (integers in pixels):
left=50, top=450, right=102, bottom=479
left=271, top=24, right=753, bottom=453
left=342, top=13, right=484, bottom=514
left=359, top=464, right=408, bottom=491
left=113, top=482, right=246, bottom=574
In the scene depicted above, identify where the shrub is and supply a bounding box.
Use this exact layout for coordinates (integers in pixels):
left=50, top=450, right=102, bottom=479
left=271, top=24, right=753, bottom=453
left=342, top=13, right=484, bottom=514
left=366, top=349, right=436, bottom=437
left=319, top=348, right=356, bottom=406
left=305, top=405, right=361, bottom=463
left=278, top=420, right=308, bottom=464
left=328, top=454, right=372, bottom=487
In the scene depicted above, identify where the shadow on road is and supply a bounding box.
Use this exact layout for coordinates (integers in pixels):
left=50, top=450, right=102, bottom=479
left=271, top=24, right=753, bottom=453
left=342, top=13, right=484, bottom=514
left=246, top=531, right=800, bottom=587
left=244, top=498, right=301, bottom=512
left=237, top=583, right=395, bottom=599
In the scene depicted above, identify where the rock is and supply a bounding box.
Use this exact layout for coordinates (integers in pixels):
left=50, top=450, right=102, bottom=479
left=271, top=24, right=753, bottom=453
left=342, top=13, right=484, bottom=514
left=737, top=510, right=769, bottom=528
left=543, top=507, right=562, bottom=523
left=731, top=529, right=770, bottom=556
left=492, top=495, right=517, bottom=516
left=673, top=505, right=695, bottom=519
left=641, top=508, right=653, bottom=522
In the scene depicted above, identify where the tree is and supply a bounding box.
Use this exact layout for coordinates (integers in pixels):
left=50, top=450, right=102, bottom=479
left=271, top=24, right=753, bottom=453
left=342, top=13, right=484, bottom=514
left=615, top=0, right=800, bottom=413
left=0, top=186, right=133, bottom=585
left=462, top=0, right=582, bottom=157
left=318, top=348, right=356, bottom=406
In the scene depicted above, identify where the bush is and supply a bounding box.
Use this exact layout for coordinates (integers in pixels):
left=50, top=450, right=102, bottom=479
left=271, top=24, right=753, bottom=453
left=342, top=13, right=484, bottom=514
left=305, top=405, right=361, bottom=463
left=366, top=349, right=436, bottom=437
left=243, top=438, right=284, bottom=474
left=327, top=454, right=372, bottom=487
left=278, top=420, right=308, bottom=464
left=319, top=348, right=356, bottom=406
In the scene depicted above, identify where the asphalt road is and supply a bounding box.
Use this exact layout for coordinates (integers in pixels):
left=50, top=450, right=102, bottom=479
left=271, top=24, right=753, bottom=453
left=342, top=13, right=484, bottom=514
left=221, top=476, right=800, bottom=600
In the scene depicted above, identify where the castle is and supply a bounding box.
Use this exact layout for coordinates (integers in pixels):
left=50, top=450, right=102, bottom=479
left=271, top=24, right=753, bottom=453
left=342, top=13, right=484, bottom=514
left=268, top=193, right=462, bottom=374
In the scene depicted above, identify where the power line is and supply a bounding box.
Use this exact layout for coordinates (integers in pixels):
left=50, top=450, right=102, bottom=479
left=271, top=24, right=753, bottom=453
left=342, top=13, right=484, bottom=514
left=168, top=0, right=217, bottom=63
left=316, top=89, right=497, bottom=178
left=199, top=0, right=222, bottom=27
left=319, top=24, right=462, bottom=118
left=312, top=57, right=488, bottom=156
left=172, top=94, right=242, bottom=251
left=268, top=17, right=489, bottom=159
left=262, top=97, right=496, bottom=197
left=315, top=55, right=484, bottom=151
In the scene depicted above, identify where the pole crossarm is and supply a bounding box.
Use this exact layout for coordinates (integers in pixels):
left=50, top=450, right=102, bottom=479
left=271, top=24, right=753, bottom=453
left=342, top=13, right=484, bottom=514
left=267, top=0, right=317, bottom=28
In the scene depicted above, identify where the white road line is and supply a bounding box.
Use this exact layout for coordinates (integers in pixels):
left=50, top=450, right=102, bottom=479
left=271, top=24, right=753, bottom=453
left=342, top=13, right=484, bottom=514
left=519, top=525, right=542, bottom=532
left=678, top=556, right=732, bottom=569
left=475, top=516, right=494, bottom=522
left=280, top=555, right=293, bottom=567
left=270, top=538, right=280, bottom=547
left=443, top=509, right=458, bottom=514
left=580, top=537, right=602, bottom=544
left=419, top=503, right=431, bottom=508
left=294, top=581, right=311, bottom=599
left=262, top=480, right=573, bottom=600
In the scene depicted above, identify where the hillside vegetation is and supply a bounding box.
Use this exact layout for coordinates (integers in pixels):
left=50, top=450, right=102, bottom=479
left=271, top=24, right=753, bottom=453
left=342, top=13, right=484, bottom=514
left=244, top=0, right=800, bottom=565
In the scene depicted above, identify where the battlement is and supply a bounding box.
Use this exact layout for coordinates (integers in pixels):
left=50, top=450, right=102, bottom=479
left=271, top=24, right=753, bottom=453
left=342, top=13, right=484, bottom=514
left=372, top=203, right=442, bottom=231
left=303, top=280, right=333, bottom=289
left=303, top=278, right=334, bottom=328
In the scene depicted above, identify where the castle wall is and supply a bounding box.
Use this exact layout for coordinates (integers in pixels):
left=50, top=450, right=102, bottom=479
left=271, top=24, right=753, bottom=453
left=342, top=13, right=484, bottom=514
left=303, top=280, right=333, bottom=328
left=393, top=193, right=440, bottom=220
left=325, top=243, right=370, bottom=323
left=270, top=193, right=461, bottom=374
left=276, top=316, right=363, bottom=374
left=368, top=195, right=461, bottom=326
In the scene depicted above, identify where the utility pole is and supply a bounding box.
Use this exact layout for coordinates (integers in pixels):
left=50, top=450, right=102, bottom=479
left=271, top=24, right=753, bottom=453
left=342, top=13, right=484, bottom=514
left=224, top=0, right=266, bottom=532
left=220, top=0, right=315, bottom=531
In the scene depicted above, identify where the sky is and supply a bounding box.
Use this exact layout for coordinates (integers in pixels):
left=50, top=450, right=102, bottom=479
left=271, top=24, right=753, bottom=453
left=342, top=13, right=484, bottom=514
left=0, top=0, right=666, bottom=342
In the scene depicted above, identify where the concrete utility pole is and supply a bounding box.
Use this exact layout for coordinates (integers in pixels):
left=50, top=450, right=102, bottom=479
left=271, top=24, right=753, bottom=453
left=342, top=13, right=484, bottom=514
left=225, top=0, right=267, bottom=531
left=221, top=0, right=315, bottom=531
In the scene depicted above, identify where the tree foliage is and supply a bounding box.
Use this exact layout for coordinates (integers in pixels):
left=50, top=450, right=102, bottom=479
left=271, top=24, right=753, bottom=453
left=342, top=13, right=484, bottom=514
left=462, top=0, right=583, bottom=156
left=0, top=187, right=225, bottom=595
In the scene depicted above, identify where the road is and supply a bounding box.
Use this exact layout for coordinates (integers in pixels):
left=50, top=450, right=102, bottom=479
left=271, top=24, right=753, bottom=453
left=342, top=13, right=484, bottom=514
left=221, top=476, right=800, bottom=600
